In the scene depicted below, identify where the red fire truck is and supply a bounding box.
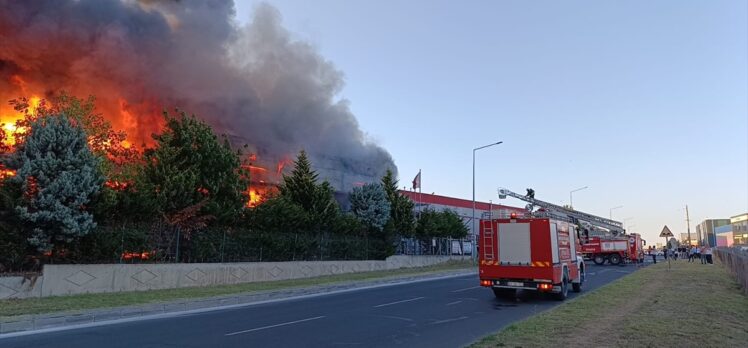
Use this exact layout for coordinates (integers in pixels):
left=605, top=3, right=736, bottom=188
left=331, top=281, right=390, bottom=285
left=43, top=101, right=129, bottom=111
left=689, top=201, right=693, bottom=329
left=578, top=233, right=646, bottom=265
left=497, top=188, right=638, bottom=268
left=479, top=213, right=585, bottom=300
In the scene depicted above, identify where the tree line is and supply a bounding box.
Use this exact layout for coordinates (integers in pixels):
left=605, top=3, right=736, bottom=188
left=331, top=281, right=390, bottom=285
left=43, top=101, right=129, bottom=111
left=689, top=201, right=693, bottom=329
left=0, top=94, right=467, bottom=272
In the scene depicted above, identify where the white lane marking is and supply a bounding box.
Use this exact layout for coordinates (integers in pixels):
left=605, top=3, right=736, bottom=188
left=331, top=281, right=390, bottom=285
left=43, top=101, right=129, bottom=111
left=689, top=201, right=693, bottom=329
left=0, top=273, right=474, bottom=340
left=451, top=286, right=481, bottom=293
left=373, top=297, right=425, bottom=308
left=586, top=272, right=596, bottom=276
left=225, top=316, right=325, bottom=336
left=597, top=269, right=612, bottom=274
left=377, top=315, right=414, bottom=322
left=446, top=300, right=463, bottom=306
left=431, top=316, right=469, bottom=325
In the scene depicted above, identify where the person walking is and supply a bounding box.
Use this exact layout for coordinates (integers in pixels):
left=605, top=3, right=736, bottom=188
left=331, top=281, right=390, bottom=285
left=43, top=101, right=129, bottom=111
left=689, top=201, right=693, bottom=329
left=689, top=246, right=697, bottom=262
left=651, top=247, right=657, bottom=264
left=705, top=246, right=713, bottom=264
left=700, top=245, right=707, bottom=264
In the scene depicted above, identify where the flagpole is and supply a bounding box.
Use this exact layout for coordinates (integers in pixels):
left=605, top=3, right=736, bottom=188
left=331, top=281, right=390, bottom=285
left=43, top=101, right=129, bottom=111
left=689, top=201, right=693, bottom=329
left=418, top=169, right=422, bottom=217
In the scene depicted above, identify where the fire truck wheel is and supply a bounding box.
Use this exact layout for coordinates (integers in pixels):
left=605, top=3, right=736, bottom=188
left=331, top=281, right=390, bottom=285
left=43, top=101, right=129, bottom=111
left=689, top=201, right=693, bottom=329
left=554, top=271, right=569, bottom=301
left=592, top=255, right=605, bottom=265
left=572, top=266, right=584, bottom=293
left=608, top=253, right=622, bottom=265
left=493, top=288, right=516, bottom=299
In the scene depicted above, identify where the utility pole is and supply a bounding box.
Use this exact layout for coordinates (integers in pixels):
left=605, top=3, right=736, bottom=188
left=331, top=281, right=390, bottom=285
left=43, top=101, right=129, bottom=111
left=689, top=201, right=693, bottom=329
left=686, top=205, right=692, bottom=246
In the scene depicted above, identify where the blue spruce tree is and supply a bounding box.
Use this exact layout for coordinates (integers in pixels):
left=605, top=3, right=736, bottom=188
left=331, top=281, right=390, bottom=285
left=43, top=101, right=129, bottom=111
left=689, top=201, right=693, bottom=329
left=8, top=115, right=103, bottom=252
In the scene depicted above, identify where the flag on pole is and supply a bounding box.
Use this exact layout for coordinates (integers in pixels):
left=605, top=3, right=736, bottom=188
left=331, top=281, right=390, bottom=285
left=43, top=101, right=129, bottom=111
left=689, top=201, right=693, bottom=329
left=412, top=170, right=421, bottom=190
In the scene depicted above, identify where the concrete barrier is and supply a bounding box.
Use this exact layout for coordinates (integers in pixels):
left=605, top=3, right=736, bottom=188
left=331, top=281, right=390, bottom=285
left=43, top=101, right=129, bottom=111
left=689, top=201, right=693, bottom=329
left=0, top=255, right=469, bottom=299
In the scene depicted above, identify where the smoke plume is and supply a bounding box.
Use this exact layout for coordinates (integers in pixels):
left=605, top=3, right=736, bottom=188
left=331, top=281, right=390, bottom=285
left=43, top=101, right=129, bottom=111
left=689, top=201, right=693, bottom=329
left=0, top=0, right=396, bottom=190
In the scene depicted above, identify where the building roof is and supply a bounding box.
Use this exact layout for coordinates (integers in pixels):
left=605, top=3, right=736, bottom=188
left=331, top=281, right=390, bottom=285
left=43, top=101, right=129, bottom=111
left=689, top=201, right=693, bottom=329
left=398, top=190, right=523, bottom=211
left=730, top=213, right=748, bottom=223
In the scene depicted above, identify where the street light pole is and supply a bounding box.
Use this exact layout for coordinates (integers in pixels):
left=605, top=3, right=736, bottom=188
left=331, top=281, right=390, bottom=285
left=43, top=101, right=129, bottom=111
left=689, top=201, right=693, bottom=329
left=623, top=217, right=634, bottom=231
left=609, top=205, right=623, bottom=220
left=569, top=186, right=588, bottom=210
left=472, top=141, right=503, bottom=263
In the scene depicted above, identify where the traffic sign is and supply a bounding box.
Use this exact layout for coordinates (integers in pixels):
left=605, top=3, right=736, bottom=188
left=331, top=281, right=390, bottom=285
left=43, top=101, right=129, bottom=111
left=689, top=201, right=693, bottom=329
left=659, top=225, right=674, bottom=238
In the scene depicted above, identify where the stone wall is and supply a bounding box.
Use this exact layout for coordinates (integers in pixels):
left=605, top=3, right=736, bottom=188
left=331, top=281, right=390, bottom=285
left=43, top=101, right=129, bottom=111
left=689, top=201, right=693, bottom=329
left=0, top=255, right=469, bottom=299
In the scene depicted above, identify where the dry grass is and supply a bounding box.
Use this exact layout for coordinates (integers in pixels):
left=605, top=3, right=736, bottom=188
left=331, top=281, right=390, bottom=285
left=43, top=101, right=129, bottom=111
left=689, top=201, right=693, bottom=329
left=0, top=260, right=472, bottom=318
left=472, top=260, right=748, bottom=348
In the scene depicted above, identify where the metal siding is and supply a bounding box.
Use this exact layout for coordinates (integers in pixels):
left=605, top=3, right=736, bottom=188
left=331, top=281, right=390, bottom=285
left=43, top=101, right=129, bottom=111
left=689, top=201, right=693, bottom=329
left=550, top=223, right=559, bottom=263
left=498, top=223, right=531, bottom=264
left=568, top=222, right=577, bottom=257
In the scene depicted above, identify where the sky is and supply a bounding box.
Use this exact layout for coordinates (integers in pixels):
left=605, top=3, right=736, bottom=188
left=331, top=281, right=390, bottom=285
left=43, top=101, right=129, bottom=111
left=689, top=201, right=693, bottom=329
left=233, top=0, right=748, bottom=243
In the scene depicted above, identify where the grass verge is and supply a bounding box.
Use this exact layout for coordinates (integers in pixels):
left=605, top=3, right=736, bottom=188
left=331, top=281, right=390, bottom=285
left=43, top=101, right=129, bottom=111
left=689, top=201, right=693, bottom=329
left=0, top=260, right=473, bottom=318
left=472, top=260, right=748, bottom=348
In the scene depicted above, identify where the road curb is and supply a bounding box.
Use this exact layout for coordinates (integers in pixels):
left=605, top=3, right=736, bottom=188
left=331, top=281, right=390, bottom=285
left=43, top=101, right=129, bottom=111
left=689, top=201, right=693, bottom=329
left=0, top=269, right=476, bottom=337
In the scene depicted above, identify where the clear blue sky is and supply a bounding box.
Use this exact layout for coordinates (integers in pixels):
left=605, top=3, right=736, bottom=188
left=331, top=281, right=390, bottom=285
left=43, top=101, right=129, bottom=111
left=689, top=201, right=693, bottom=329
left=234, top=0, right=748, bottom=243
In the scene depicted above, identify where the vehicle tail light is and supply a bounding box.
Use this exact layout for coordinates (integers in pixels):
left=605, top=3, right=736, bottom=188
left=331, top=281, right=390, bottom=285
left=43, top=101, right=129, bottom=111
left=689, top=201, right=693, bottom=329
left=480, top=280, right=492, bottom=287
left=537, top=283, right=553, bottom=291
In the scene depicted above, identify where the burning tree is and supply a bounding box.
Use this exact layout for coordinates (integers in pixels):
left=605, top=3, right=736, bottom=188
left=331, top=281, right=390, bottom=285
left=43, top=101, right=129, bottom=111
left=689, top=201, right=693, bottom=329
left=6, top=115, right=103, bottom=252
left=5, top=94, right=144, bottom=220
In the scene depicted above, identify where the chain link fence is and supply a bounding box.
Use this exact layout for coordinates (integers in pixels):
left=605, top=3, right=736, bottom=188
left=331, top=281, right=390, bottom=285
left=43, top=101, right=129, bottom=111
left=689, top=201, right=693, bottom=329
left=395, top=237, right=473, bottom=256
left=715, top=247, right=748, bottom=295
left=1, top=223, right=473, bottom=274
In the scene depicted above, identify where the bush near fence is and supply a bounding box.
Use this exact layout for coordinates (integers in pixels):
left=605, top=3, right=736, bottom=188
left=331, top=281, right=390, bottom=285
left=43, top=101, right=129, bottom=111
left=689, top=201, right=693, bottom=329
left=715, top=247, right=748, bottom=295
left=1, top=222, right=470, bottom=274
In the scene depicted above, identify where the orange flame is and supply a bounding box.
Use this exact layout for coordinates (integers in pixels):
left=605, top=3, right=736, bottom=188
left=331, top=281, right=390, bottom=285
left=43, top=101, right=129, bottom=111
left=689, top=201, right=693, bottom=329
left=104, top=180, right=131, bottom=191
left=246, top=188, right=266, bottom=208
left=122, top=251, right=151, bottom=260
left=0, top=168, right=15, bottom=181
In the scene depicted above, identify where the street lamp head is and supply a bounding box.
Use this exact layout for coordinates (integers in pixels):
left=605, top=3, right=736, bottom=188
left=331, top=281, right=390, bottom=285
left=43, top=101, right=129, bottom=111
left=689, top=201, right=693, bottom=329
left=474, top=141, right=504, bottom=151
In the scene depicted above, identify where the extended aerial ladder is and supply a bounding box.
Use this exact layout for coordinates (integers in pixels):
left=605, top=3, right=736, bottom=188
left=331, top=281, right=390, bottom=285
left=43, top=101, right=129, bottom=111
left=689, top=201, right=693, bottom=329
left=496, top=188, right=624, bottom=235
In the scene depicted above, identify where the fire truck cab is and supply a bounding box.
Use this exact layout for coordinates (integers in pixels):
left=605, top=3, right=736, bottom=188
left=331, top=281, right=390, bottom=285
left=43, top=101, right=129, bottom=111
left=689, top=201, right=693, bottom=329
left=479, top=215, right=585, bottom=301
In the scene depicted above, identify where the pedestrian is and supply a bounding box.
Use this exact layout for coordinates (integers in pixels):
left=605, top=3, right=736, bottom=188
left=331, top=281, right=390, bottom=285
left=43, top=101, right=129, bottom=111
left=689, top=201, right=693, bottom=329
left=651, top=248, right=657, bottom=264
left=700, top=245, right=706, bottom=264
left=689, top=246, right=697, bottom=262
left=705, top=246, right=713, bottom=264
left=695, top=246, right=702, bottom=263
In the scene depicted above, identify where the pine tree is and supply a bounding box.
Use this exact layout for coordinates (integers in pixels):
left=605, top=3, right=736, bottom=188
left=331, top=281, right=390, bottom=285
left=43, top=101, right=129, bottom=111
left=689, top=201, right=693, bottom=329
left=8, top=115, right=103, bottom=252
left=381, top=169, right=415, bottom=236
left=139, top=110, right=248, bottom=223
left=279, top=150, right=319, bottom=211
left=278, top=150, right=339, bottom=228
left=350, top=183, right=391, bottom=231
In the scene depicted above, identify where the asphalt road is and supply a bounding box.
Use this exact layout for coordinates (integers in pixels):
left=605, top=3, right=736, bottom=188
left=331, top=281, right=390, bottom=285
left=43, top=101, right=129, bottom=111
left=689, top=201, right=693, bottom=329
left=0, top=262, right=649, bottom=348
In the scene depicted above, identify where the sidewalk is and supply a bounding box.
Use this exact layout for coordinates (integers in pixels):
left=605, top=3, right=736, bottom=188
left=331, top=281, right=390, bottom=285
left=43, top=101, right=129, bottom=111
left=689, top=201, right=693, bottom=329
left=1, top=266, right=475, bottom=335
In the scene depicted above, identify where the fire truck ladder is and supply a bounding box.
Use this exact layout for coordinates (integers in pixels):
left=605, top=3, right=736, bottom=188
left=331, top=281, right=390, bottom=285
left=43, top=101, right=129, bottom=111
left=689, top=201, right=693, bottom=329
left=497, top=188, right=624, bottom=235
left=482, top=221, right=496, bottom=261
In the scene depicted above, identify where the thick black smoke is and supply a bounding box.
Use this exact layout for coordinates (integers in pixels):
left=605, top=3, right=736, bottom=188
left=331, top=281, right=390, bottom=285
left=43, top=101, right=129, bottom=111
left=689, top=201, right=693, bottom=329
left=0, top=0, right=396, bottom=189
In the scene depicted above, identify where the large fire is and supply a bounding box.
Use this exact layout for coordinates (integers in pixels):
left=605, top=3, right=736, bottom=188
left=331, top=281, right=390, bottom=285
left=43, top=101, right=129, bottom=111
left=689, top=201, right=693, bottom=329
left=1, top=93, right=287, bottom=207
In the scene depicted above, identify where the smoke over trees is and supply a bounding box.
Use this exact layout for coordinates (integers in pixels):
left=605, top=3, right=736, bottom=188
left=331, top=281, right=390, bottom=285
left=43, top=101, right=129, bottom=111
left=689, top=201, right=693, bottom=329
left=0, top=0, right=396, bottom=189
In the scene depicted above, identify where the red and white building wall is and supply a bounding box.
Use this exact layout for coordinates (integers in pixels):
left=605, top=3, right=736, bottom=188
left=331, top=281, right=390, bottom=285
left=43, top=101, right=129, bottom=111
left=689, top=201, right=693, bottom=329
left=398, top=190, right=525, bottom=237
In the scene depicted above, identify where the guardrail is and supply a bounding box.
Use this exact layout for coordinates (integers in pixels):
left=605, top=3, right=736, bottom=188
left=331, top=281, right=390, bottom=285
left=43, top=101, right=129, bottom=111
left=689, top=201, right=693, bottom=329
left=714, top=247, right=748, bottom=295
